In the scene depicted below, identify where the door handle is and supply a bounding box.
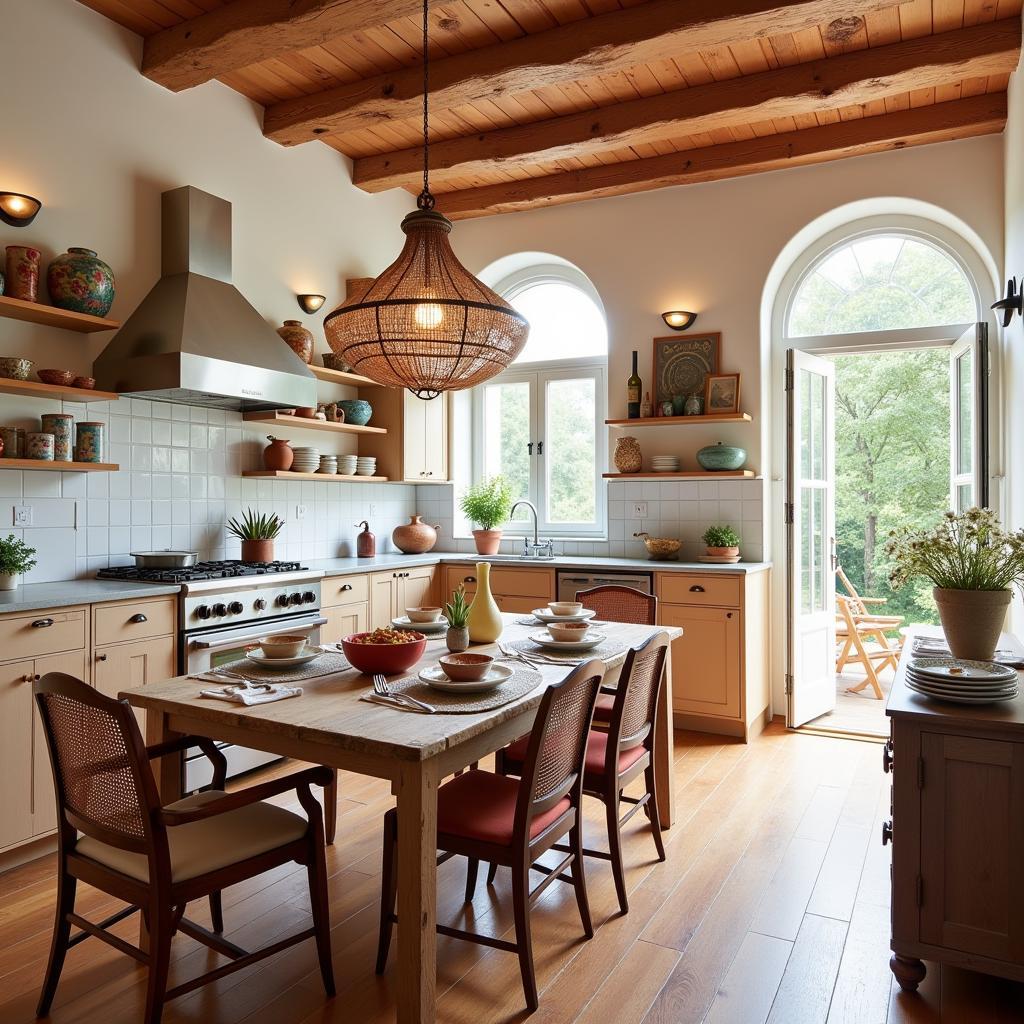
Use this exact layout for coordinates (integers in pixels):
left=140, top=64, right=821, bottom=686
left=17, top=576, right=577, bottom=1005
left=96, top=654, right=108, bottom=662
left=129, top=613, right=148, bottom=624
left=830, top=536, right=838, bottom=572
left=31, top=618, right=54, bottom=628
left=689, top=585, right=705, bottom=593
left=881, top=820, right=893, bottom=846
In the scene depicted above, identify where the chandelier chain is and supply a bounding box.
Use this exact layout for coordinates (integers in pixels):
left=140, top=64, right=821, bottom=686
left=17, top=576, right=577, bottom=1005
left=417, top=0, right=434, bottom=211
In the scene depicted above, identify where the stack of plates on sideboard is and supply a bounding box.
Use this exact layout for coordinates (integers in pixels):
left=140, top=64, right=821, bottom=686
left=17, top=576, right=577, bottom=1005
left=905, top=656, right=1018, bottom=705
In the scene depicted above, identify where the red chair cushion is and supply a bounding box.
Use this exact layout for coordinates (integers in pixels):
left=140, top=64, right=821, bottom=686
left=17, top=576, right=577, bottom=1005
left=437, top=770, right=571, bottom=846
left=501, top=731, right=645, bottom=781
left=592, top=693, right=615, bottom=723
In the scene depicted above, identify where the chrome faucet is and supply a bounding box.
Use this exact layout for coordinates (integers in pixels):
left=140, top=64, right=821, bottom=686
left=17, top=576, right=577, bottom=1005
left=509, top=500, right=553, bottom=559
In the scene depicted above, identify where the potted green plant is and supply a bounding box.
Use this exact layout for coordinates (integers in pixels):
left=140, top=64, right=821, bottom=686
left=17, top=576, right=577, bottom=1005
left=702, top=524, right=741, bottom=559
left=886, top=507, right=1024, bottom=661
left=227, top=508, right=285, bottom=563
left=460, top=475, right=513, bottom=555
left=0, top=534, right=37, bottom=590
left=444, top=585, right=471, bottom=652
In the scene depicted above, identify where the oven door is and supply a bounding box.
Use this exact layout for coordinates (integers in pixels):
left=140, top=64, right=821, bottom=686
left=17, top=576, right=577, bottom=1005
left=183, top=612, right=327, bottom=792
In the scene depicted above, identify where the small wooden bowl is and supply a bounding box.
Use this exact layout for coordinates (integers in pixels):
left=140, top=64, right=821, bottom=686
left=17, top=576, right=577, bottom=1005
left=37, top=369, right=76, bottom=387
left=439, top=653, right=494, bottom=682
left=547, top=621, right=590, bottom=643
left=73, top=376, right=96, bottom=390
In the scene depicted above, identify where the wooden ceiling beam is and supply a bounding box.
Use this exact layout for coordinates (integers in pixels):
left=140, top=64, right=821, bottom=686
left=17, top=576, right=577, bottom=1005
left=353, top=19, right=1020, bottom=193
left=262, top=0, right=902, bottom=145
left=434, top=93, right=1007, bottom=220
left=142, top=0, right=449, bottom=92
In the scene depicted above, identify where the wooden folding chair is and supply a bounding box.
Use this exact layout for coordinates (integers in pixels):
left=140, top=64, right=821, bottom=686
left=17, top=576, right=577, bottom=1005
left=835, top=595, right=900, bottom=699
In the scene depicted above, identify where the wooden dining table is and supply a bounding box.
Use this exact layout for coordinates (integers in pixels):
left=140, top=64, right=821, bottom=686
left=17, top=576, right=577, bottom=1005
left=122, top=614, right=681, bottom=1024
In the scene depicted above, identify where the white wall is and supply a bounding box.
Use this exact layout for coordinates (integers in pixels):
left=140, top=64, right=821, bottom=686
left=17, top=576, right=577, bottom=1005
left=0, top=0, right=417, bottom=581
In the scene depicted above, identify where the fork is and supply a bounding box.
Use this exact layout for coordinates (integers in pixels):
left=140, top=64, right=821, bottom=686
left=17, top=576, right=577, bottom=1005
left=372, top=673, right=435, bottom=713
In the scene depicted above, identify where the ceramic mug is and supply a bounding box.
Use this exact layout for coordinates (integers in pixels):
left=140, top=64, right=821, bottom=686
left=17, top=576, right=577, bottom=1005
left=75, top=421, right=105, bottom=463
left=41, top=413, right=74, bottom=462
left=25, top=431, right=54, bottom=461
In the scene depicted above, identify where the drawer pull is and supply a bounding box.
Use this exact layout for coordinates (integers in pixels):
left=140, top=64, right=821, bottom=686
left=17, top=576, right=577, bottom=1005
left=96, top=654, right=108, bottom=662
left=689, top=585, right=705, bottom=593
left=881, top=820, right=893, bottom=846
left=340, top=584, right=352, bottom=592
left=726, top=612, right=733, bottom=619
left=465, top=576, right=476, bottom=584
left=22, top=674, right=33, bottom=683
left=129, top=613, right=148, bottom=624
left=31, top=617, right=54, bottom=628
left=882, top=742, right=893, bottom=773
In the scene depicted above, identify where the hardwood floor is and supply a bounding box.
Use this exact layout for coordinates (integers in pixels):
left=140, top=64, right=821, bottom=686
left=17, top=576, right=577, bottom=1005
left=3, top=724, right=1022, bottom=1024
left=802, top=668, right=895, bottom=738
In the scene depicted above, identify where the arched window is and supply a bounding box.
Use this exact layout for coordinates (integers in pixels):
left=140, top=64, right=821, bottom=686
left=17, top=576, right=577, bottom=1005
left=471, top=262, right=607, bottom=537
left=787, top=233, right=976, bottom=338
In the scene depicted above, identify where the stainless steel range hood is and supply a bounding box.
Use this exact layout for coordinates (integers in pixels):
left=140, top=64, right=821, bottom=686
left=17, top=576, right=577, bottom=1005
left=94, top=186, right=317, bottom=410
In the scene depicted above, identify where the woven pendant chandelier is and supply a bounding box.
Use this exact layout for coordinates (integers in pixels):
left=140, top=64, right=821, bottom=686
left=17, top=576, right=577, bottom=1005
left=323, top=2, right=529, bottom=400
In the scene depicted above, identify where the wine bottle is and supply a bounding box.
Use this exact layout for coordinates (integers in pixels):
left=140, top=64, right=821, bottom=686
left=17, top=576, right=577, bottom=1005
left=627, top=350, right=642, bottom=419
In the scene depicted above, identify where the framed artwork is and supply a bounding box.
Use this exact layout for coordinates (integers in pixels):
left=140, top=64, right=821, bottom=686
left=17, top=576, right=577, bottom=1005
left=705, top=373, right=741, bottom=414
left=652, top=332, right=720, bottom=404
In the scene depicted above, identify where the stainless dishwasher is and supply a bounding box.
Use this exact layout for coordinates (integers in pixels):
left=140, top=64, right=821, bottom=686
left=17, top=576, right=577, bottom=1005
left=556, top=570, right=653, bottom=602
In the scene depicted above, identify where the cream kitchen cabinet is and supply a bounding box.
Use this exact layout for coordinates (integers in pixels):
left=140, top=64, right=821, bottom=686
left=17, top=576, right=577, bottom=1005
left=656, top=569, right=770, bottom=741
left=368, top=566, right=437, bottom=630
left=359, top=385, right=450, bottom=482
left=442, top=564, right=555, bottom=614
left=321, top=574, right=370, bottom=643
left=93, top=635, right=176, bottom=725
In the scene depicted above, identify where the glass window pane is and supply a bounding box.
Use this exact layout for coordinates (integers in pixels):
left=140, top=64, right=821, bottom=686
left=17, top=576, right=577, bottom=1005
left=956, top=483, right=973, bottom=512
left=508, top=281, right=607, bottom=363
left=788, top=234, right=975, bottom=337
left=957, top=351, right=973, bottom=475
left=800, top=369, right=811, bottom=479
left=800, top=488, right=812, bottom=615
left=811, top=372, right=825, bottom=480
left=812, top=488, right=826, bottom=612
left=482, top=380, right=531, bottom=522
left=545, top=377, right=597, bottom=524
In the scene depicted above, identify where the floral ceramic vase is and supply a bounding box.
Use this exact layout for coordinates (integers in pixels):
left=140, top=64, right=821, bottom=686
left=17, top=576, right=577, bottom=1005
left=613, top=435, right=642, bottom=473
left=277, top=320, right=314, bottom=364
left=5, top=246, right=40, bottom=302
left=74, top=422, right=105, bottom=463
left=467, top=562, right=503, bottom=643
left=46, top=248, right=115, bottom=316
left=41, top=413, right=74, bottom=462
left=25, top=432, right=54, bottom=461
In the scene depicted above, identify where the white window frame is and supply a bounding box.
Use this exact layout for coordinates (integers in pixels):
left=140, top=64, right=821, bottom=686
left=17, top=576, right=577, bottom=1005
left=469, top=266, right=608, bottom=540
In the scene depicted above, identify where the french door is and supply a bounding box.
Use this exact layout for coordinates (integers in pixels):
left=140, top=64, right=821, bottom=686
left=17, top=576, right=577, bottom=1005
left=950, top=322, right=990, bottom=511
left=786, top=349, right=837, bottom=728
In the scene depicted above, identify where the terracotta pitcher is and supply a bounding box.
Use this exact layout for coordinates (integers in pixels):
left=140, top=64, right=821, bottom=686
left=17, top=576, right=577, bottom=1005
left=263, top=435, right=294, bottom=471
left=392, top=514, right=440, bottom=554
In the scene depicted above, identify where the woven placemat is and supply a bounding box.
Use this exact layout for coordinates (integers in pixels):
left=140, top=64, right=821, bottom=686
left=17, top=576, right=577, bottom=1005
left=217, top=651, right=351, bottom=683
left=386, top=667, right=543, bottom=713
left=505, top=636, right=627, bottom=664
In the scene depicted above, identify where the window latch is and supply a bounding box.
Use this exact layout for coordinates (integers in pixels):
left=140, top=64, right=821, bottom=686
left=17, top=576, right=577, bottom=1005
left=527, top=441, right=533, bottom=455
left=537, top=440, right=544, bottom=455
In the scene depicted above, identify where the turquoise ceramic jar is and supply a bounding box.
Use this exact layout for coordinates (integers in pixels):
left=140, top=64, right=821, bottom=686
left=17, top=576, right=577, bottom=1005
left=696, top=442, right=747, bottom=471
left=74, top=421, right=105, bottom=463
left=337, top=399, right=372, bottom=426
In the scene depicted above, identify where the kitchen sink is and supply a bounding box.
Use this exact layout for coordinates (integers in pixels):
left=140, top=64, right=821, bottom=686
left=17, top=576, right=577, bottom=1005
left=467, top=553, right=557, bottom=562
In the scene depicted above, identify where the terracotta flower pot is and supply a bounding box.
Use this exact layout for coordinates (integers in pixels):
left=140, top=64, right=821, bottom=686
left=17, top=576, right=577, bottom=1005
left=241, top=539, right=275, bottom=563
left=932, top=587, right=1012, bottom=661
left=263, top=435, right=294, bottom=471
left=472, top=529, right=503, bottom=555
left=707, top=546, right=740, bottom=557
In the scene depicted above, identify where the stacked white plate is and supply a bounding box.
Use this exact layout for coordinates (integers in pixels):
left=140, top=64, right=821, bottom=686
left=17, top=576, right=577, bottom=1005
left=338, top=455, right=358, bottom=475
left=530, top=607, right=597, bottom=624
left=291, top=447, right=320, bottom=473
left=529, top=629, right=607, bottom=652
left=905, top=656, right=1019, bottom=704
left=650, top=456, right=680, bottom=473
left=318, top=455, right=338, bottom=475
left=356, top=456, right=377, bottom=476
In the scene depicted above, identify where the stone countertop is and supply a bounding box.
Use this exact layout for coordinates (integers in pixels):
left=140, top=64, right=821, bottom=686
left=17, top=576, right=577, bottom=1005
left=0, top=579, right=183, bottom=614
left=309, top=552, right=771, bottom=577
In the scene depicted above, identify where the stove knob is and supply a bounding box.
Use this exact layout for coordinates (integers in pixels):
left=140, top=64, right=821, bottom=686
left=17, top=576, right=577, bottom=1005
left=228, top=601, right=244, bottom=615
left=254, top=598, right=267, bottom=611
left=195, top=604, right=212, bottom=620
left=275, top=594, right=290, bottom=608
left=212, top=603, right=227, bottom=617
left=288, top=592, right=303, bottom=606
left=302, top=591, right=317, bottom=604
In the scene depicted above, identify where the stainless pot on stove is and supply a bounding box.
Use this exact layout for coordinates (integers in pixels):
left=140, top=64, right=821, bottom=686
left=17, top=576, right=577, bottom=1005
left=130, top=550, right=199, bottom=568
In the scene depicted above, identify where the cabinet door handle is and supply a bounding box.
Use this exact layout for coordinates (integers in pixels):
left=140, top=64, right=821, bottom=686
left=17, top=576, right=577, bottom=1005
left=22, top=673, right=33, bottom=683
left=129, top=613, right=148, bottom=623
left=881, top=820, right=893, bottom=846
left=340, top=584, right=352, bottom=592
left=726, top=612, right=733, bottom=619
left=882, top=741, right=893, bottom=773
left=465, top=576, right=476, bottom=584
left=96, top=654, right=108, bottom=662
left=31, top=617, right=54, bottom=628
left=688, top=585, right=705, bottom=593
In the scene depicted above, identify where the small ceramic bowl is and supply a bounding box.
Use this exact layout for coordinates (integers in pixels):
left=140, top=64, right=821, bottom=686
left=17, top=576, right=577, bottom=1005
left=322, top=352, right=352, bottom=372
left=73, top=376, right=96, bottom=390
left=548, top=601, right=583, bottom=617
left=258, top=634, right=308, bottom=659
left=547, top=621, right=590, bottom=643
left=295, top=406, right=317, bottom=419
left=439, top=653, right=494, bottom=682
left=0, top=357, right=33, bottom=381
left=37, top=369, right=75, bottom=387
left=406, top=606, right=443, bottom=623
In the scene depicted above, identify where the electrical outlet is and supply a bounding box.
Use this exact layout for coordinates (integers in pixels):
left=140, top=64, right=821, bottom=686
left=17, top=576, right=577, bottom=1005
left=13, top=505, right=32, bottom=527
left=368, top=503, right=377, bottom=516
left=632, top=502, right=648, bottom=518
left=295, top=504, right=307, bottom=520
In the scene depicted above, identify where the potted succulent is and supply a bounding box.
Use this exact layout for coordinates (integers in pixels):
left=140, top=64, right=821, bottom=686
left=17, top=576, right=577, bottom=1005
left=0, top=534, right=37, bottom=590
left=227, top=508, right=285, bottom=563
left=460, top=475, right=513, bottom=555
left=702, top=524, right=741, bottom=559
left=444, top=585, right=471, bottom=652
left=886, top=507, right=1024, bottom=661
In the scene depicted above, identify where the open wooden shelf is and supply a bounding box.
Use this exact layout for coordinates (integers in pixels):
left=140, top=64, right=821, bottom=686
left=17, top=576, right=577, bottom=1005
left=605, top=413, right=752, bottom=427
left=0, top=377, right=119, bottom=403
left=603, top=470, right=756, bottom=479
left=242, top=470, right=388, bottom=482
left=242, top=411, right=386, bottom=435
left=0, top=459, right=118, bottom=472
left=309, top=365, right=378, bottom=387
left=0, top=294, right=120, bottom=333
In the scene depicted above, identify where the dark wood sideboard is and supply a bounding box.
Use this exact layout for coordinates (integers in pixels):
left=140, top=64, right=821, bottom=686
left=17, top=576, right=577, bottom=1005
left=885, top=631, right=1024, bottom=991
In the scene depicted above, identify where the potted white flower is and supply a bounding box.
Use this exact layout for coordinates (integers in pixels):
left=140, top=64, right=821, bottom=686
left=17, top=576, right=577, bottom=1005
left=886, top=507, right=1024, bottom=661
left=0, top=534, right=38, bottom=590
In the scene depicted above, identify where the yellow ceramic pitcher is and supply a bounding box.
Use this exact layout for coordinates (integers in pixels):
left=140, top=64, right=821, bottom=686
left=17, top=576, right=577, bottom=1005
left=467, top=561, right=502, bottom=643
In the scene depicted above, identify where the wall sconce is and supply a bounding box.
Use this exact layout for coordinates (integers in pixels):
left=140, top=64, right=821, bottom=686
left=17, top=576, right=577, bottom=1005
left=991, top=277, right=1022, bottom=327
left=661, top=310, right=697, bottom=331
left=0, top=192, right=42, bottom=227
left=296, top=293, right=326, bottom=314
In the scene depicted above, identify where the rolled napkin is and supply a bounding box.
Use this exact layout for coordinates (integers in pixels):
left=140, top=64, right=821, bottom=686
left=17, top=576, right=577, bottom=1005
left=199, top=682, right=303, bottom=706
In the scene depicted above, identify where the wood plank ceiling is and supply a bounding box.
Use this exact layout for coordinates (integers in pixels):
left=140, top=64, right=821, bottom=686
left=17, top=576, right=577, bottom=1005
left=78, top=0, right=1022, bottom=218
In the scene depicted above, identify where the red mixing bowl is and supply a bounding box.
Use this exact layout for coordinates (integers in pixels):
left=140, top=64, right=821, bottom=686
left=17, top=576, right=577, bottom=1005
left=341, top=631, right=426, bottom=675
